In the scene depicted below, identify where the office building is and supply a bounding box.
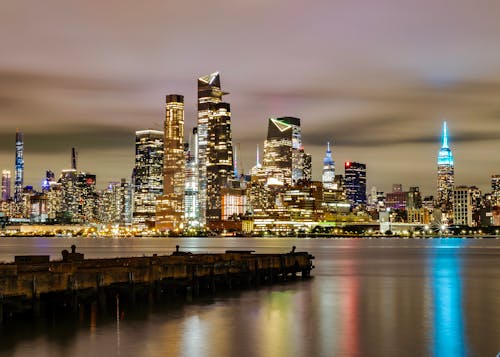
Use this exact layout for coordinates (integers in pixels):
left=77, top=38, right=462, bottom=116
left=14, top=131, right=24, bottom=204
left=133, top=130, right=164, bottom=229
left=492, top=175, right=500, bottom=205
left=322, top=142, right=335, bottom=189
left=156, top=94, right=185, bottom=231
left=344, top=161, right=367, bottom=207
left=1, top=170, right=11, bottom=201
left=198, top=72, right=234, bottom=223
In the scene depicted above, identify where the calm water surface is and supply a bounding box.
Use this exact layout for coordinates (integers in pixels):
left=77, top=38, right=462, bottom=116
left=0, top=237, right=499, bottom=357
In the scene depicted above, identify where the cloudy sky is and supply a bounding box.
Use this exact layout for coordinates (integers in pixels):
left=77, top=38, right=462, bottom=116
left=1, top=0, right=499, bottom=194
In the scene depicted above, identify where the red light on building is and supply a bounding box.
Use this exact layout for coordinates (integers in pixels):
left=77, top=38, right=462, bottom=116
left=345, top=161, right=351, bottom=167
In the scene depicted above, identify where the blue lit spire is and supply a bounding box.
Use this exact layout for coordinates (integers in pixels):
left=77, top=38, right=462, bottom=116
left=442, top=121, right=449, bottom=148
left=323, top=141, right=333, bottom=165
left=437, top=121, right=454, bottom=166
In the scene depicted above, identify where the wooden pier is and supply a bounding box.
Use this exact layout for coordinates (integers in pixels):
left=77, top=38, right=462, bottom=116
left=0, top=245, right=314, bottom=322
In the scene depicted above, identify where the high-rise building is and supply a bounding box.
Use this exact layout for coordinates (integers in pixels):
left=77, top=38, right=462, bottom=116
left=133, top=130, right=164, bottom=229
left=453, top=186, right=481, bottom=227
left=99, top=179, right=132, bottom=225
left=76, top=172, right=97, bottom=223
left=1, top=170, right=11, bottom=201
left=42, top=170, right=55, bottom=192
left=198, top=72, right=234, bottom=223
left=59, top=169, right=79, bottom=223
left=184, top=128, right=199, bottom=228
left=437, top=121, right=454, bottom=211
left=344, top=161, right=367, bottom=207
left=322, top=142, right=335, bottom=189
left=156, top=94, right=185, bottom=231
left=492, top=174, right=500, bottom=205
left=14, top=131, right=24, bottom=204
left=263, top=117, right=310, bottom=185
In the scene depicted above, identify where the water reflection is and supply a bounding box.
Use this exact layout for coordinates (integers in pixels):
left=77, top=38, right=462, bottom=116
left=429, top=239, right=467, bottom=357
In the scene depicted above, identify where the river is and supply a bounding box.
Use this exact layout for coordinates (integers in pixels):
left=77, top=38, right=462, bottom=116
left=0, top=237, right=499, bottom=357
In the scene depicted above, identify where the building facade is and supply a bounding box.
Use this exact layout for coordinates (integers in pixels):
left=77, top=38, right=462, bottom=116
left=133, top=130, right=164, bottom=229
left=1, top=170, right=11, bottom=201
left=344, top=161, right=367, bottom=208
left=322, top=142, right=335, bottom=189
left=156, top=94, right=185, bottom=231
left=437, top=121, right=454, bottom=212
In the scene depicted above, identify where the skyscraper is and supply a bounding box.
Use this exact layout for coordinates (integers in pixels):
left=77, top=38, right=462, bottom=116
left=263, top=117, right=309, bottom=185
left=133, top=130, right=164, bottom=229
left=184, top=128, right=199, bottom=228
left=492, top=174, right=500, bottom=205
left=344, top=161, right=367, bottom=207
left=198, top=72, right=234, bottom=223
left=437, top=121, right=454, bottom=211
left=156, top=94, right=185, bottom=231
left=1, top=170, right=11, bottom=201
left=322, top=142, right=335, bottom=189
left=14, top=131, right=24, bottom=204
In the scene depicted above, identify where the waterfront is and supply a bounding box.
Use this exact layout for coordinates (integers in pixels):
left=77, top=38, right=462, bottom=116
left=0, top=237, right=499, bottom=357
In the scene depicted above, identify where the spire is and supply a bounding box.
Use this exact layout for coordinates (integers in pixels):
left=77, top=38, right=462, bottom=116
left=442, top=121, right=449, bottom=149
left=256, top=144, right=261, bottom=167
left=323, top=141, right=333, bottom=165
left=234, top=145, right=238, bottom=178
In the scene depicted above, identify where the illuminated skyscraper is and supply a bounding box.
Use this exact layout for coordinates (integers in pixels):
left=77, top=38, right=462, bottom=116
left=322, top=142, right=335, bottom=189
left=133, top=130, right=164, bottom=229
left=263, top=117, right=310, bottom=185
left=1, top=170, right=11, bottom=201
left=14, top=131, right=24, bottom=204
left=198, top=72, right=234, bottom=223
left=344, top=161, right=367, bottom=207
left=156, top=94, right=185, bottom=231
left=492, top=174, right=500, bottom=205
left=184, top=128, right=199, bottom=228
left=437, top=121, right=454, bottom=211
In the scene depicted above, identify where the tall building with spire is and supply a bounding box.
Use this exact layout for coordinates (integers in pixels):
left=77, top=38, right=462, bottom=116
left=437, top=121, right=454, bottom=212
left=14, top=131, right=24, bottom=204
left=322, top=142, right=335, bottom=189
left=156, top=94, right=185, bottom=231
left=197, top=72, right=234, bottom=223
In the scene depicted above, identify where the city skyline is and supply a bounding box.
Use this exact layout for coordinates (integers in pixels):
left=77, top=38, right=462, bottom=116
left=1, top=1, right=500, bottom=194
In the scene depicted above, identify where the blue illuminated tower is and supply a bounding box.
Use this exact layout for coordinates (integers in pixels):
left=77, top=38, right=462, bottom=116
left=322, top=142, right=335, bottom=189
left=14, top=131, right=24, bottom=204
left=437, top=121, right=454, bottom=211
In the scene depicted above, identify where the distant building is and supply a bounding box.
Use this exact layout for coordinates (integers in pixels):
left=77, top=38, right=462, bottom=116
left=437, top=121, right=454, bottom=212
left=133, top=130, right=164, bottom=229
left=453, top=186, right=481, bottom=227
left=492, top=174, right=500, bottom=205
left=1, top=170, right=11, bottom=201
left=344, top=161, right=367, bottom=207
left=322, top=142, right=335, bottom=189
left=184, top=128, right=199, bottom=228
left=263, top=117, right=310, bottom=185
left=14, top=131, right=24, bottom=204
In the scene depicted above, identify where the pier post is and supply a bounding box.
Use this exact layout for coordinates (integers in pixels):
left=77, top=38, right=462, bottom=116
left=0, top=293, right=3, bottom=324
left=128, top=272, right=136, bottom=304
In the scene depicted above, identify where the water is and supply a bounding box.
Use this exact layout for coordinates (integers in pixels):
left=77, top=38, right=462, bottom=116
left=0, top=237, right=499, bottom=357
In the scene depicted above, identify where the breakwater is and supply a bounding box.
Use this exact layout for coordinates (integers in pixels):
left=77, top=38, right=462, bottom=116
left=0, top=245, right=314, bottom=322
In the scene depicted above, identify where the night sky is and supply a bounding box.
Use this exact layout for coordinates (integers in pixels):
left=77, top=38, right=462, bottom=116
left=1, top=0, right=499, bottom=195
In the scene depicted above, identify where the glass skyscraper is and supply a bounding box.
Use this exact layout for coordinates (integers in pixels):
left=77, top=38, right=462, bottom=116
left=156, top=94, right=185, bottom=231
left=262, top=117, right=311, bottom=185
left=14, top=131, right=24, bottom=204
left=198, top=72, right=234, bottom=223
left=322, top=142, right=335, bottom=189
left=133, top=130, right=164, bottom=229
left=344, top=161, right=367, bottom=207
